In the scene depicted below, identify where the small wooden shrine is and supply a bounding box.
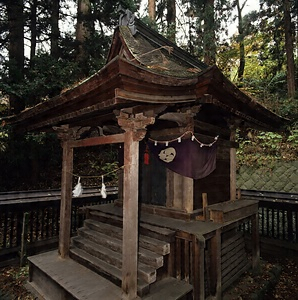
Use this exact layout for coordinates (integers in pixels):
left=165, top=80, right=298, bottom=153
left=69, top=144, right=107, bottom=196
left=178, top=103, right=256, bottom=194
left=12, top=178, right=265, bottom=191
left=5, top=10, right=287, bottom=300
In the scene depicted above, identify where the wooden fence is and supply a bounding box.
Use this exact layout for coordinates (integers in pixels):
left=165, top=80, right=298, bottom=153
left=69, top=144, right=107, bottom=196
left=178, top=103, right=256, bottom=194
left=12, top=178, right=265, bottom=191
left=0, top=187, right=117, bottom=265
left=1, top=188, right=297, bottom=265
left=241, top=189, right=298, bottom=243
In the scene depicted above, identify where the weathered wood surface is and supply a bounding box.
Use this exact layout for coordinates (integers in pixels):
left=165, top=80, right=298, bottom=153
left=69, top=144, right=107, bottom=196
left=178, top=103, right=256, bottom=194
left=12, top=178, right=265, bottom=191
left=28, top=250, right=123, bottom=300
left=90, top=203, right=221, bottom=238
left=221, top=229, right=250, bottom=291
left=208, top=200, right=259, bottom=223
left=59, top=139, right=73, bottom=258
left=69, top=133, right=125, bottom=148
left=142, top=277, right=193, bottom=300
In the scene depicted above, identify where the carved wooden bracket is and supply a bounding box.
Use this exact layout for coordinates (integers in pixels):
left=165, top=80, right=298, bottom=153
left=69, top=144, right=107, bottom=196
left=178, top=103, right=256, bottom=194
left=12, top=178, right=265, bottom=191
left=117, top=111, right=155, bottom=141
left=158, top=106, right=200, bottom=131
left=53, top=125, right=77, bottom=142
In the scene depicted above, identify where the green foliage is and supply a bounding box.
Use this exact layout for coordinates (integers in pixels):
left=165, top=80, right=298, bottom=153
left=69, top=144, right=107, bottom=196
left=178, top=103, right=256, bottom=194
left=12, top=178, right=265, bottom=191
left=237, top=126, right=298, bottom=170
left=0, top=125, right=8, bottom=152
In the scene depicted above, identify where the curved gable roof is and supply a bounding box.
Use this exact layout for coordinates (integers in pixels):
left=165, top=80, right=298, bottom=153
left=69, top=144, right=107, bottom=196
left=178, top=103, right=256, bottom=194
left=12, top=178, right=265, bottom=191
left=3, top=17, right=288, bottom=134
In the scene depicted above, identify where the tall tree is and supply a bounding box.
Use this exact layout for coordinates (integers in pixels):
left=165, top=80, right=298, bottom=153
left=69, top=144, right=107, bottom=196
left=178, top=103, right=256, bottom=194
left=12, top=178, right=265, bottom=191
left=203, top=0, right=216, bottom=65
left=283, top=0, right=296, bottom=99
left=29, top=0, right=37, bottom=61
left=76, top=0, right=92, bottom=77
left=166, top=0, right=176, bottom=42
left=148, top=0, right=156, bottom=21
left=7, top=0, right=25, bottom=113
left=51, top=0, right=60, bottom=59
left=235, top=0, right=248, bottom=83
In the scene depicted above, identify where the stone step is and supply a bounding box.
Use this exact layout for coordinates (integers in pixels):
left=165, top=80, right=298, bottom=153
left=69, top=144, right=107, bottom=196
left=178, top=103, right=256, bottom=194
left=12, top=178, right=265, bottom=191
left=69, top=247, right=150, bottom=297
left=72, top=236, right=157, bottom=283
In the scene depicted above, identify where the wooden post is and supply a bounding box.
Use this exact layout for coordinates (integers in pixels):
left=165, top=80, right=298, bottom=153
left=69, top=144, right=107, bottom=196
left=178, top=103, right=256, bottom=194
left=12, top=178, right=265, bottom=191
left=228, top=120, right=239, bottom=201
left=192, top=236, right=205, bottom=300
left=202, top=193, right=208, bottom=221
left=251, top=212, right=260, bottom=271
left=230, top=142, right=236, bottom=200
left=54, top=125, right=75, bottom=259
left=117, top=112, right=155, bottom=300
left=210, top=229, right=222, bottom=299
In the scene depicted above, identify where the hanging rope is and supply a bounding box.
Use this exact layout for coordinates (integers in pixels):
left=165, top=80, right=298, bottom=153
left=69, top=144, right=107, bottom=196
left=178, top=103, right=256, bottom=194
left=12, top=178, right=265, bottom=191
left=148, top=131, right=219, bottom=147
left=69, top=165, right=124, bottom=179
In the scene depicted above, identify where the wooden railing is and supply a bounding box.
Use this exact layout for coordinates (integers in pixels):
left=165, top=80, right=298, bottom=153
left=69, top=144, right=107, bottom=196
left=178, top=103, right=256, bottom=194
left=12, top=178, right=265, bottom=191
left=241, top=189, right=298, bottom=243
left=174, top=232, right=205, bottom=300
left=0, top=187, right=117, bottom=263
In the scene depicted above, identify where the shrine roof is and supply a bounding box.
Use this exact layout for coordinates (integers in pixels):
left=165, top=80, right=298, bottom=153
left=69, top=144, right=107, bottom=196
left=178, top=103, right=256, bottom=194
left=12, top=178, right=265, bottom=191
left=3, top=15, right=288, bottom=134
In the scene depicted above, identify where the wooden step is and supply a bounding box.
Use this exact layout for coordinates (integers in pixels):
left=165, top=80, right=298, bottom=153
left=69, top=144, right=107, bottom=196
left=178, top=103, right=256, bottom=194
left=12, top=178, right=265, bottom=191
left=84, top=218, right=171, bottom=256
left=72, top=236, right=157, bottom=283
left=78, top=227, right=122, bottom=253
left=70, top=247, right=150, bottom=297
left=139, top=235, right=170, bottom=256
left=76, top=228, right=164, bottom=269
left=89, top=210, right=123, bottom=227
left=139, top=223, right=176, bottom=243
left=88, top=209, right=176, bottom=243
left=28, top=250, right=123, bottom=300
left=142, top=277, right=193, bottom=300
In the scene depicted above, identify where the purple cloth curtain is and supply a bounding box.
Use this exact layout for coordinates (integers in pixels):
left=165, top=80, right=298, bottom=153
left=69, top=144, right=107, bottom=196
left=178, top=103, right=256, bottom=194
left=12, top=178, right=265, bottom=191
left=147, top=139, right=217, bottom=179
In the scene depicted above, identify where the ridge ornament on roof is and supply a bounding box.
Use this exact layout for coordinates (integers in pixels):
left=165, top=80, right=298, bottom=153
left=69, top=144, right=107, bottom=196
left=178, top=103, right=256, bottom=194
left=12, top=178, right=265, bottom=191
left=118, top=6, right=136, bottom=35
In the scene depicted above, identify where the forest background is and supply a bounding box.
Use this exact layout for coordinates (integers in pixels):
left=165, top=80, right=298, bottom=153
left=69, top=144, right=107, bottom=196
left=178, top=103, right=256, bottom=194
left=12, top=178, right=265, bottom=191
left=0, top=0, right=297, bottom=191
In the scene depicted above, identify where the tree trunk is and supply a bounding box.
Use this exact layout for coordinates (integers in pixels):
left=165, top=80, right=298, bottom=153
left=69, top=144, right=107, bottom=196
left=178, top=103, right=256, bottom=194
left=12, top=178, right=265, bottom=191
left=236, top=0, right=247, bottom=83
left=51, top=0, right=60, bottom=59
left=283, top=0, right=296, bottom=99
left=166, top=0, right=176, bottom=42
left=76, top=0, right=92, bottom=77
left=30, top=0, right=37, bottom=62
left=7, top=0, right=25, bottom=114
left=148, top=0, right=155, bottom=21
left=203, top=0, right=216, bottom=65
left=76, top=0, right=91, bottom=58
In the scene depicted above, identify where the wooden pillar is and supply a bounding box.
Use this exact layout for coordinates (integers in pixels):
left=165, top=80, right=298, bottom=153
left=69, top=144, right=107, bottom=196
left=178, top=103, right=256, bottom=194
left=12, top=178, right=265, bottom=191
left=251, top=212, right=260, bottom=270
left=54, top=125, right=75, bottom=258
left=117, top=112, right=155, bottom=300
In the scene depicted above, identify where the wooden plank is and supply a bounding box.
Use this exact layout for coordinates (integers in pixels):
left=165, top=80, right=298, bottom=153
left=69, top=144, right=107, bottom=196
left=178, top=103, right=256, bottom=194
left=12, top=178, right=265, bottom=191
left=115, top=88, right=197, bottom=103
left=69, top=133, right=125, bottom=148
left=221, top=247, right=246, bottom=278
left=59, top=139, right=73, bottom=258
left=142, top=277, right=193, bottom=300
left=222, top=260, right=251, bottom=291
left=221, top=232, right=244, bottom=256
